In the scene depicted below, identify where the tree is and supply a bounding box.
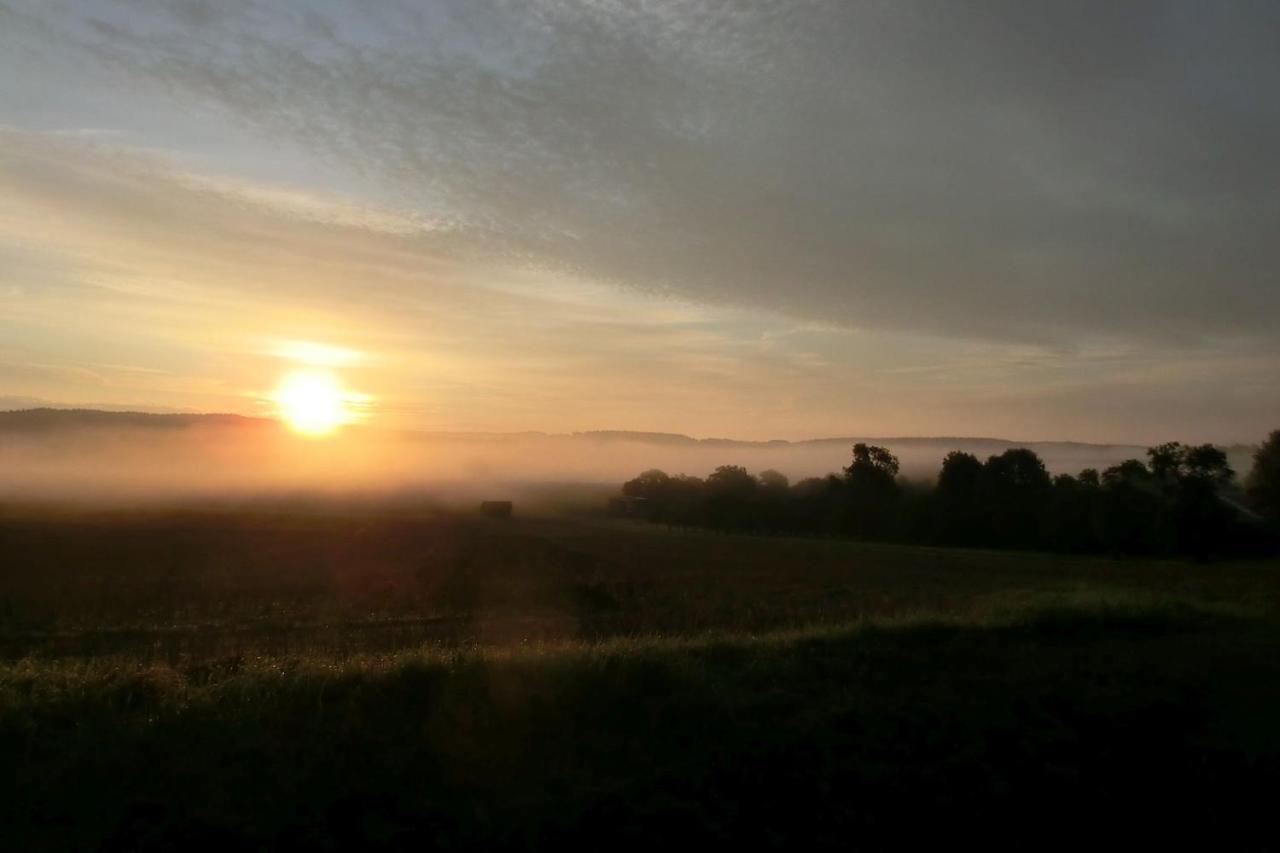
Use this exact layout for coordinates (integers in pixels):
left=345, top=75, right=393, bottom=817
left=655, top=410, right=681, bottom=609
left=757, top=469, right=790, bottom=493
left=1173, top=444, right=1235, bottom=561
left=707, top=465, right=757, bottom=498
left=792, top=474, right=847, bottom=535
left=664, top=474, right=708, bottom=526
left=1102, top=459, right=1151, bottom=487
left=845, top=443, right=900, bottom=480
left=1097, top=459, right=1168, bottom=553
left=704, top=465, right=758, bottom=530
left=613, top=434, right=1263, bottom=556
left=622, top=469, right=671, bottom=500
left=1248, top=430, right=1280, bottom=523
left=934, top=451, right=984, bottom=545
left=1182, top=444, right=1233, bottom=484
left=754, top=470, right=793, bottom=532
left=842, top=444, right=901, bottom=538
left=979, top=449, right=1051, bottom=548
left=936, top=451, right=982, bottom=501
left=1043, top=473, right=1102, bottom=552
left=1146, top=442, right=1187, bottom=484
left=982, top=448, right=1051, bottom=492
left=620, top=469, right=711, bottom=526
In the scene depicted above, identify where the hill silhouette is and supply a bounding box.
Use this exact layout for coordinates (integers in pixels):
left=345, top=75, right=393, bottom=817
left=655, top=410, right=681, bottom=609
left=0, top=408, right=1258, bottom=498
left=0, top=408, right=1148, bottom=455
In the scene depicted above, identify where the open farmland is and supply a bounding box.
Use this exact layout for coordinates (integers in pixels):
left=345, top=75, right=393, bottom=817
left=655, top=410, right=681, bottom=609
left=2, top=506, right=1280, bottom=848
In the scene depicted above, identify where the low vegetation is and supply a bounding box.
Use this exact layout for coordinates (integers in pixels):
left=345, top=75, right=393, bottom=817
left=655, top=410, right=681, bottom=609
left=2, top=507, right=1280, bottom=847
left=7, top=608, right=1280, bottom=849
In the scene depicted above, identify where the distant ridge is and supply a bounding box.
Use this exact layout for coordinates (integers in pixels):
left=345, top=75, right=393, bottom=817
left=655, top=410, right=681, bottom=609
left=0, top=408, right=1260, bottom=480
left=0, top=408, right=271, bottom=431
left=570, top=429, right=1147, bottom=452
left=0, top=407, right=1149, bottom=451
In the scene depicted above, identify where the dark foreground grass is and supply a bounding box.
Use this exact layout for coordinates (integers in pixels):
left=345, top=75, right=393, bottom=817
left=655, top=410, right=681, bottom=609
left=5, top=604, right=1280, bottom=850
left=3, top=509, right=1280, bottom=848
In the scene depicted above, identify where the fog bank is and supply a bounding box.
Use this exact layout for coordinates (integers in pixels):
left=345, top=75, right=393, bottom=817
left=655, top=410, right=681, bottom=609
left=4, top=410, right=1245, bottom=507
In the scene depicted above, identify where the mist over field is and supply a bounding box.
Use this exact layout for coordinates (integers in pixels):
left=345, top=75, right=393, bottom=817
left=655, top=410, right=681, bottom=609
left=0, top=409, right=1254, bottom=505
left=5, top=2, right=1280, bottom=847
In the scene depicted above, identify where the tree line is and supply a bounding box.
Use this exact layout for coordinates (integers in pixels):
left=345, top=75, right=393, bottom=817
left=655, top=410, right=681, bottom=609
left=615, top=431, right=1280, bottom=560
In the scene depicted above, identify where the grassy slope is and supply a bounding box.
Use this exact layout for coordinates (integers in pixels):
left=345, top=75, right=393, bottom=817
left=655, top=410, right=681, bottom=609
left=2, top=511, right=1280, bottom=848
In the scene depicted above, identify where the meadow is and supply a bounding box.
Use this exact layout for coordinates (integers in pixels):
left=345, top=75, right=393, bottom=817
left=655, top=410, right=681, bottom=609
left=3, top=504, right=1280, bottom=848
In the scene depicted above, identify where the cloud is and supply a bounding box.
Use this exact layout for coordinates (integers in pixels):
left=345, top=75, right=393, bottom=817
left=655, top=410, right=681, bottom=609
left=1, top=123, right=1275, bottom=442
left=5, top=0, right=1277, bottom=345
left=266, top=340, right=369, bottom=368
left=2, top=4, right=1278, bottom=443
left=0, top=128, right=872, bottom=436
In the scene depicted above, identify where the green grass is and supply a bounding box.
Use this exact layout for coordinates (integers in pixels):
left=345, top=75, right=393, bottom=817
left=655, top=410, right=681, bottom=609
left=2, top=508, right=1279, bottom=848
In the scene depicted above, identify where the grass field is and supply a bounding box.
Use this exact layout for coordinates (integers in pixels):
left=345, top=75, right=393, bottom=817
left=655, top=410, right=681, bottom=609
left=3, top=506, right=1280, bottom=848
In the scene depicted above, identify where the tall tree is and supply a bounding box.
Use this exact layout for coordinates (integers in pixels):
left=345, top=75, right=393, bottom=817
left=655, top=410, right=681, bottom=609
left=1248, top=431, right=1280, bottom=523
left=934, top=451, right=984, bottom=545
left=979, top=449, right=1051, bottom=548
left=622, top=469, right=671, bottom=500
left=1174, top=444, right=1236, bottom=560
left=937, top=451, right=983, bottom=501
left=1147, top=442, right=1187, bottom=486
left=705, top=465, right=759, bottom=530
left=842, top=444, right=901, bottom=538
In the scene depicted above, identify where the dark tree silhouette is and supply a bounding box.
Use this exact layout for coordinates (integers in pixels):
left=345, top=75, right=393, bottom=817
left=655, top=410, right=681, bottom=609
left=621, top=469, right=710, bottom=525
left=666, top=474, right=709, bottom=525
left=707, top=465, right=757, bottom=498
left=1097, top=459, right=1169, bottom=553
left=1183, top=444, right=1233, bottom=483
left=842, top=444, right=901, bottom=538
left=757, top=469, right=790, bottom=492
left=983, top=448, right=1051, bottom=492
left=705, top=465, right=758, bottom=530
left=615, top=433, right=1274, bottom=558
left=1043, top=472, right=1102, bottom=552
left=1103, top=459, right=1152, bottom=487
left=755, top=469, right=793, bottom=531
left=845, top=443, right=900, bottom=480
left=934, top=451, right=984, bottom=545
left=979, top=449, right=1051, bottom=549
left=937, top=451, right=983, bottom=500
left=1147, top=442, right=1187, bottom=485
left=623, top=469, right=671, bottom=500
left=1248, top=431, right=1280, bottom=523
left=1174, top=445, right=1236, bottom=561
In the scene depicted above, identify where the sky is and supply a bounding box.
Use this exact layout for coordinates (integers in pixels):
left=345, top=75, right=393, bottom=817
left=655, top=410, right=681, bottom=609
left=1, top=0, right=1277, bottom=444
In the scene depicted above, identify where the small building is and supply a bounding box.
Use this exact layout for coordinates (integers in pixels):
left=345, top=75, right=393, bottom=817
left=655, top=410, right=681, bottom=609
left=479, top=500, right=513, bottom=518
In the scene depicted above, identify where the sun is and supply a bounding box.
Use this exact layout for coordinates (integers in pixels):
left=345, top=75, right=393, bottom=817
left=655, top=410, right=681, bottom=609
left=273, top=370, right=349, bottom=435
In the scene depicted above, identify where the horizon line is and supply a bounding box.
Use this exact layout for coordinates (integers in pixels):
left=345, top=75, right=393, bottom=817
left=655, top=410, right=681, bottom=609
left=0, top=406, right=1259, bottom=450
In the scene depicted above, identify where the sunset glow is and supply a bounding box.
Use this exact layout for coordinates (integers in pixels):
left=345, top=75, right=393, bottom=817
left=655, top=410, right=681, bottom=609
left=273, top=370, right=350, bottom=435
left=4, top=5, right=1280, bottom=847
left=1, top=4, right=1277, bottom=443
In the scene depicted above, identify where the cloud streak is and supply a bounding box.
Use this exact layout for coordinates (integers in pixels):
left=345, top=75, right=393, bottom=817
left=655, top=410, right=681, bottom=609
left=1, top=128, right=887, bottom=437
left=6, top=0, right=1276, bottom=345
left=1, top=2, right=1278, bottom=443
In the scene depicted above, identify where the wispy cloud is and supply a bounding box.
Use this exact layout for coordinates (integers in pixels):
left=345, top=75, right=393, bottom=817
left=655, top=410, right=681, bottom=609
left=1, top=3, right=1278, bottom=442
left=5, top=1, right=1275, bottom=345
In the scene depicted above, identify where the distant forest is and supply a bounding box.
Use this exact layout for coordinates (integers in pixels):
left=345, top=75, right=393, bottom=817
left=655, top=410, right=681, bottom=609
left=616, top=432, right=1280, bottom=560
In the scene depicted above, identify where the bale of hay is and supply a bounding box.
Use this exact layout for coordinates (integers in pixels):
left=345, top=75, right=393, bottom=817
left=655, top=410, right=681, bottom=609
left=479, top=500, right=513, bottom=518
